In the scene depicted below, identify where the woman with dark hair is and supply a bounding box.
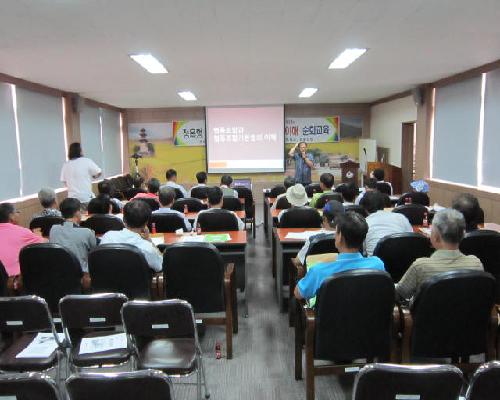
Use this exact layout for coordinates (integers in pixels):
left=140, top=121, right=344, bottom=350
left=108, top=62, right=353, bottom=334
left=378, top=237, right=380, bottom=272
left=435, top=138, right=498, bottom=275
left=60, top=142, right=102, bottom=204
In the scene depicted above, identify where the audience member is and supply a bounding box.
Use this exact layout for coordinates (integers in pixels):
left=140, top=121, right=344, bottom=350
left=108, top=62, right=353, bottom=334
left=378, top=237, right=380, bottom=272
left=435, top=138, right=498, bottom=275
left=361, top=191, right=413, bottom=256
left=99, top=201, right=162, bottom=272
left=396, top=208, right=483, bottom=301
left=153, top=187, right=191, bottom=231
left=271, top=176, right=296, bottom=211
left=277, top=184, right=310, bottom=223
left=189, top=171, right=208, bottom=197
left=451, top=192, right=483, bottom=232
left=87, top=195, right=114, bottom=216
left=336, top=181, right=358, bottom=205
left=397, top=179, right=430, bottom=207
left=31, top=188, right=62, bottom=220
left=49, top=198, right=96, bottom=273
left=162, top=169, right=188, bottom=198
left=294, top=212, right=385, bottom=301
left=133, top=178, right=160, bottom=202
left=220, top=175, right=238, bottom=197
left=193, top=186, right=245, bottom=230
left=97, top=180, right=122, bottom=212
left=0, top=203, right=45, bottom=277
left=371, top=168, right=393, bottom=195
left=309, top=173, right=335, bottom=208
left=355, top=177, right=378, bottom=205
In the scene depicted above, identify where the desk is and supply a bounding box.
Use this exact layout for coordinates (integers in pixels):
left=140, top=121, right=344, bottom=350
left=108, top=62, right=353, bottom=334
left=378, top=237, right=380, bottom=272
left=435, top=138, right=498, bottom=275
left=412, top=223, right=500, bottom=237
left=184, top=210, right=246, bottom=223
left=263, top=197, right=276, bottom=237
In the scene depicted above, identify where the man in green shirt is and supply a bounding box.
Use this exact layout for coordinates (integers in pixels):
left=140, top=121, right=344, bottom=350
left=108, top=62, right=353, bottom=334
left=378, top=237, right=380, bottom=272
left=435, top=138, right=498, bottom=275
left=309, top=173, right=334, bottom=208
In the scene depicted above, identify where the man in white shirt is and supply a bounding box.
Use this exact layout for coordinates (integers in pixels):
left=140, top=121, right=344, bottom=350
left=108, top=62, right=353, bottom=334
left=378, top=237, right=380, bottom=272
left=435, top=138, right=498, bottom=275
left=189, top=171, right=208, bottom=197
left=161, top=169, right=188, bottom=198
left=193, top=186, right=245, bottom=231
left=361, top=191, right=413, bottom=256
left=61, top=142, right=101, bottom=203
left=100, top=200, right=163, bottom=272
left=277, top=184, right=310, bottom=223
left=371, top=168, right=393, bottom=195
left=153, top=187, right=192, bottom=231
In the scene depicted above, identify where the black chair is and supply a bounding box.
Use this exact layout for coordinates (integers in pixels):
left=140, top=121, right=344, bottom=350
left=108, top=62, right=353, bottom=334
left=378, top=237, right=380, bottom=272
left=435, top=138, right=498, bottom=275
left=392, top=204, right=428, bottom=225
left=0, top=372, right=61, bottom=400
left=376, top=182, right=392, bottom=195
left=122, top=299, right=209, bottom=399
left=466, top=361, right=500, bottom=400
left=295, top=269, right=396, bottom=400
left=270, top=185, right=286, bottom=198
left=373, top=233, right=433, bottom=282
left=190, top=186, right=208, bottom=200
left=88, top=244, right=151, bottom=300
left=353, top=363, right=464, bottom=400
left=397, top=192, right=430, bottom=207
left=305, top=183, right=321, bottom=198
left=66, top=370, right=174, bottom=400
left=172, top=198, right=206, bottom=213
left=20, top=243, right=83, bottom=313
left=460, top=230, right=500, bottom=303
left=304, top=233, right=337, bottom=267
left=401, top=270, right=496, bottom=366
left=275, top=196, right=292, bottom=209
left=0, top=296, right=64, bottom=379
left=279, top=207, right=322, bottom=228
left=314, top=192, right=343, bottom=209
left=123, top=188, right=146, bottom=200
left=222, top=196, right=243, bottom=211
left=81, top=215, right=124, bottom=235
left=29, top=216, right=64, bottom=238
left=132, top=197, right=159, bottom=211
left=0, top=260, right=9, bottom=297
left=344, top=205, right=368, bottom=217
left=148, top=213, right=187, bottom=233
left=174, top=188, right=184, bottom=199
left=163, top=243, right=236, bottom=359
left=59, top=293, right=130, bottom=370
left=234, top=186, right=255, bottom=237
left=197, top=209, right=240, bottom=231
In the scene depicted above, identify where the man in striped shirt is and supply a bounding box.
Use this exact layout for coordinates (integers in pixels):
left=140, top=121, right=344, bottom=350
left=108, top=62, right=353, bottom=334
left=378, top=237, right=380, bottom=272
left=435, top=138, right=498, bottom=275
left=396, top=208, right=483, bottom=301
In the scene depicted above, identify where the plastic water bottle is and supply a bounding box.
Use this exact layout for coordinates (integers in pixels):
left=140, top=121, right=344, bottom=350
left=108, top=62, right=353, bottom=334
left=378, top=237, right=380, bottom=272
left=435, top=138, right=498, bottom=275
left=151, top=222, right=157, bottom=234
left=196, top=223, right=202, bottom=235
left=422, top=212, right=429, bottom=227
left=215, top=342, right=221, bottom=359
left=183, top=204, right=188, bottom=215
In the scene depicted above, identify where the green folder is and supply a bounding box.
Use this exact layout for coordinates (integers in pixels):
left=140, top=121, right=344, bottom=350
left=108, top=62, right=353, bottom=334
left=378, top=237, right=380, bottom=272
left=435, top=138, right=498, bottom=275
left=203, top=234, right=231, bottom=243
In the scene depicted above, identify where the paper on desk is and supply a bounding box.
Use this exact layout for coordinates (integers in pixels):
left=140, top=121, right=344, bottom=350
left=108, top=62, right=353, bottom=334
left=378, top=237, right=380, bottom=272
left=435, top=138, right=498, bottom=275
left=204, top=233, right=231, bottom=243
left=79, top=333, right=127, bottom=355
left=285, top=230, right=326, bottom=240
left=180, top=235, right=205, bottom=243
left=16, top=332, right=64, bottom=358
left=151, top=237, right=164, bottom=246
left=419, top=227, right=431, bottom=236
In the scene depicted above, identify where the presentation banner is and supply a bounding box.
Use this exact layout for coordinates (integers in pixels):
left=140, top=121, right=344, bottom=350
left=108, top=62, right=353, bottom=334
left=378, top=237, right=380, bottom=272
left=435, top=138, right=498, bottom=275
left=173, top=120, right=205, bottom=146
left=285, top=116, right=340, bottom=144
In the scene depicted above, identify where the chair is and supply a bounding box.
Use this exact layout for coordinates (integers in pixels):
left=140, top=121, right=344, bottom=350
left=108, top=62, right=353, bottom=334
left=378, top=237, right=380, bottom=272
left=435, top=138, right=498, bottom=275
left=163, top=243, right=236, bottom=359
left=401, top=270, right=497, bottom=367
left=174, top=188, right=185, bottom=199
left=29, top=216, right=64, bottom=238
left=295, top=269, right=396, bottom=400
left=314, top=192, right=343, bottom=209
left=190, top=186, right=208, bottom=200
left=376, top=182, right=392, bottom=195
left=20, top=243, right=83, bottom=313
left=270, top=184, right=286, bottom=198
left=397, top=192, right=430, bottom=207
left=123, top=188, right=146, bottom=200
left=148, top=213, right=187, bottom=233
left=279, top=207, right=322, bottom=228
left=197, top=209, right=239, bottom=231
left=0, top=296, right=64, bottom=379
left=66, top=370, right=174, bottom=400
left=392, top=204, right=428, bottom=225
left=344, top=205, right=368, bottom=217
left=81, top=215, right=124, bottom=235
left=88, top=244, right=151, bottom=300
left=466, top=361, right=500, bottom=400
left=0, top=260, right=9, bottom=296
left=460, top=230, right=500, bottom=303
left=373, top=233, right=433, bottom=282
left=353, top=364, right=464, bottom=400
left=122, top=299, right=209, bottom=399
left=234, top=186, right=255, bottom=237
left=132, top=197, right=159, bottom=211
left=172, top=198, right=206, bottom=213
left=59, top=293, right=130, bottom=370
left=275, top=196, right=292, bottom=210
left=304, top=233, right=337, bottom=267
left=222, top=196, right=242, bottom=211
left=305, top=183, right=321, bottom=198
left=0, top=372, right=61, bottom=400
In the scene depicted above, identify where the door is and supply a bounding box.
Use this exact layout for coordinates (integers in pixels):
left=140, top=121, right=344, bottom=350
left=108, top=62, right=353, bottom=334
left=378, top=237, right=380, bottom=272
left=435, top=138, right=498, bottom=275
left=401, top=122, right=416, bottom=193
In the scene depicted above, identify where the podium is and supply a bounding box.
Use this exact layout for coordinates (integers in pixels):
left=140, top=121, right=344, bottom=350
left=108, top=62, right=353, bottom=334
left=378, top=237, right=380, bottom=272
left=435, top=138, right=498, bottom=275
left=340, top=160, right=360, bottom=186
left=367, top=162, right=402, bottom=194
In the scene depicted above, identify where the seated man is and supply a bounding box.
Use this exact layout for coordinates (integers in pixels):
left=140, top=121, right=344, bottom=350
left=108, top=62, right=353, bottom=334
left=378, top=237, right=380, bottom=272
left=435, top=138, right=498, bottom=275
left=371, top=168, right=393, bottom=195
left=189, top=171, right=208, bottom=197
left=49, top=198, right=96, bottom=273
left=220, top=175, right=239, bottom=197
left=0, top=203, right=45, bottom=277
left=100, top=201, right=162, bottom=272
left=161, top=169, right=188, bottom=198
left=31, top=187, right=62, bottom=220
left=396, top=179, right=430, bottom=207
left=309, top=173, right=335, bottom=208
left=296, top=200, right=345, bottom=265
left=336, top=181, right=358, bottom=206
left=153, top=187, right=192, bottom=231
left=271, top=176, right=296, bottom=211
left=87, top=195, right=116, bottom=216
left=97, top=179, right=122, bottom=212
left=294, top=212, right=385, bottom=301
left=362, top=191, right=413, bottom=256
left=193, top=186, right=245, bottom=231
left=133, top=178, right=160, bottom=202
left=277, top=184, right=310, bottom=223
left=355, top=178, right=378, bottom=205
left=451, top=192, right=483, bottom=232
left=396, top=208, right=483, bottom=301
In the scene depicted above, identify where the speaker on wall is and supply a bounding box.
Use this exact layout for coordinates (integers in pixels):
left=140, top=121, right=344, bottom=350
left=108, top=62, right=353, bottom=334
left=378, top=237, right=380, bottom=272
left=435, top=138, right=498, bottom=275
left=411, top=86, right=425, bottom=106
left=70, top=94, right=82, bottom=113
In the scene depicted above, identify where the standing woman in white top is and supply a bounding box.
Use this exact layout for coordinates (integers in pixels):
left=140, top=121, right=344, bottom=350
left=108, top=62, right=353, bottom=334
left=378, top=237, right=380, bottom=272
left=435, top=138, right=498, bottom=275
left=60, top=142, right=102, bottom=204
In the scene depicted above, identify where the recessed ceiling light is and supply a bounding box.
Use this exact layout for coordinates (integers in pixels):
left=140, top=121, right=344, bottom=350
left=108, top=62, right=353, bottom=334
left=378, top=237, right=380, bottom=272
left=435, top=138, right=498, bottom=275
left=129, top=54, right=168, bottom=74
left=329, top=48, right=367, bottom=69
left=298, top=88, right=318, bottom=98
left=178, top=91, right=197, bottom=101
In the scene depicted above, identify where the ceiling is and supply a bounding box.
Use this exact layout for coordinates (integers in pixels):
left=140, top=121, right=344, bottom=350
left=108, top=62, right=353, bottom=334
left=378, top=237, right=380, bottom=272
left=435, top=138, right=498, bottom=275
left=1, top=0, right=499, bottom=108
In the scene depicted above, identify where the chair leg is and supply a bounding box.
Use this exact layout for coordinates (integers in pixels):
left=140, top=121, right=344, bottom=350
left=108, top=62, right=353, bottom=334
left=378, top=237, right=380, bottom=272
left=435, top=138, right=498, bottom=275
left=199, top=352, right=210, bottom=399
left=295, top=303, right=304, bottom=380
left=197, top=357, right=202, bottom=400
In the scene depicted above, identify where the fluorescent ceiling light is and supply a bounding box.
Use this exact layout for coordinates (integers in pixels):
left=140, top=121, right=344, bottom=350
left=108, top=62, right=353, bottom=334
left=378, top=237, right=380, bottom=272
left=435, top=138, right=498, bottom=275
left=298, top=88, right=318, bottom=98
left=178, top=91, right=197, bottom=101
left=129, top=54, right=168, bottom=74
left=329, top=48, right=367, bottom=69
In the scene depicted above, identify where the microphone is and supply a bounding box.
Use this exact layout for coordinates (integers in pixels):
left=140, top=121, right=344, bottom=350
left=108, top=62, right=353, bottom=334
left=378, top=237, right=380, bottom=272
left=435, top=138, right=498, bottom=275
left=363, top=147, right=367, bottom=155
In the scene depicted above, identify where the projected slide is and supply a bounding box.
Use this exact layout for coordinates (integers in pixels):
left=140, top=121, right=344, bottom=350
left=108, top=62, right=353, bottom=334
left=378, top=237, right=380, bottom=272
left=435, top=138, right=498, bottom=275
left=206, top=106, right=285, bottom=173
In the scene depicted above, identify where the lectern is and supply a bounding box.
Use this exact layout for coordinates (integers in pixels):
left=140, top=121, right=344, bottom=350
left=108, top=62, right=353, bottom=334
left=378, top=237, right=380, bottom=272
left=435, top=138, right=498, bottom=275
left=367, top=162, right=402, bottom=194
left=340, top=160, right=360, bottom=186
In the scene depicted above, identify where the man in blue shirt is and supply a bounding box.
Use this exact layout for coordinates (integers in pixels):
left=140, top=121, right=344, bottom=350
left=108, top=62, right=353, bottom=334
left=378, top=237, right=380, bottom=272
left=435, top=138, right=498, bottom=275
left=288, top=141, right=314, bottom=185
left=294, top=211, right=385, bottom=301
